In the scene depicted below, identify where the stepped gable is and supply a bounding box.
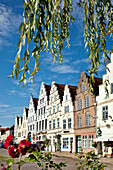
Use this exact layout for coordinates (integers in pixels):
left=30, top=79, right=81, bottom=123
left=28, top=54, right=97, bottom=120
left=9, top=125, right=14, bottom=130
left=68, top=85, right=78, bottom=104
left=86, top=73, right=102, bottom=95
left=55, top=83, right=65, bottom=102
left=45, top=84, right=51, bottom=101
left=33, top=98, right=38, bottom=112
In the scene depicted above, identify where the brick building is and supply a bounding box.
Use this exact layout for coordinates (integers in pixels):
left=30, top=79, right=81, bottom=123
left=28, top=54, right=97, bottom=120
left=74, top=71, right=102, bottom=153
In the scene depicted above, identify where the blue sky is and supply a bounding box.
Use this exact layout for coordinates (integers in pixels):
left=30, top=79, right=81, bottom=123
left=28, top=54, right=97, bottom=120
left=0, top=0, right=112, bottom=128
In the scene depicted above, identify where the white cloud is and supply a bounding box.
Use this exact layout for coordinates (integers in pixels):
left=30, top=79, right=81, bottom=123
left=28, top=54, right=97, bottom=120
left=49, top=64, right=80, bottom=74
left=0, top=104, right=10, bottom=108
left=8, top=89, right=28, bottom=98
left=73, top=58, right=90, bottom=64
left=0, top=106, right=23, bottom=115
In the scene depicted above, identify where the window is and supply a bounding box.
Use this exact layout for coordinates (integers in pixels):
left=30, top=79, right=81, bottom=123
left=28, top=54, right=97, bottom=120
left=57, top=103, right=60, bottom=112
left=85, top=97, right=89, bottom=108
left=102, top=106, right=108, bottom=120
left=49, top=120, right=51, bottom=129
left=89, top=135, right=94, bottom=148
left=54, top=95, right=57, bottom=101
left=44, top=106, right=46, bottom=114
left=63, top=138, right=69, bottom=149
left=63, top=119, right=66, bottom=129
left=49, top=107, right=51, bottom=114
left=86, top=114, right=90, bottom=126
left=64, top=105, right=69, bottom=113
left=28, top=126, right=29, bottom=131
left=39, top=109, right=40, bottom=116
left=78, top=99, right=82, bottom=110
left=111, top=83, right=113, bottom=94
left=53, top=119, right=55, bottom=129
left=68, top=118, right=71, bottom=128
left=77, top=117, right=82, bottom=128
left=37, top=122, right=38, bottom=131
left=33, top=124, right=34, bottom=130
left=40, top=98, right=44, bottom=104
left=51, top=96, right=53, bottom=102
left=83, top=135, right=87, bottom=148
left=30, top=125, right=32, bottom=131
left=45, top=119, right=47, bottom=130
left=42, top=120, right=44, bottom=130
left=39, top=121, right=41, bottom=131
left=81, top=84, right=85, bottom=92
left=65, top=94, right=68, bottom=101
left=57, top=118, right=60, bottom=128
left=53, top=105, right=55, bottom=113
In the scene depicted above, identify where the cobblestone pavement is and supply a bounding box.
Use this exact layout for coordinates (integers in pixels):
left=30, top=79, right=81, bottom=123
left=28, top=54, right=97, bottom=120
left=1, top=149, right=113, bottom=170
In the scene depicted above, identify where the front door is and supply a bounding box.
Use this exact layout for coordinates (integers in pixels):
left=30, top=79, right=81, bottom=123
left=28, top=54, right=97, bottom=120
left=76, top=135, right=81, bottom=153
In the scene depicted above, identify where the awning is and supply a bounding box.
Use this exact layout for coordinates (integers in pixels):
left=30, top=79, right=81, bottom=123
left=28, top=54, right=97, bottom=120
left=94, top=135, right=113, bottom=142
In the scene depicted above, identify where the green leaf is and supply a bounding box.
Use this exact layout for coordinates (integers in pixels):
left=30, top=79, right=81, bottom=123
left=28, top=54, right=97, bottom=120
left=7, top=159, right=14, bottom=166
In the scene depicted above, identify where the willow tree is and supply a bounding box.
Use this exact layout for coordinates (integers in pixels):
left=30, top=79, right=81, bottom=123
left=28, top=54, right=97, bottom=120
left=12, top=0, right=113, bottom=90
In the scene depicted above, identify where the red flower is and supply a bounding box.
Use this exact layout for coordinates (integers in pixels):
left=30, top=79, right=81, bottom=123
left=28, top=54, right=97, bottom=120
left=18, top=140, right=31, bottom=154
left=4, top=134, right=13, bottom=149
left=8, top=146, right=20, bottom=158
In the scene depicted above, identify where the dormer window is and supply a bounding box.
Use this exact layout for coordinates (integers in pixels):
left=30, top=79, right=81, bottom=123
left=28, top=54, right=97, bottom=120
left=81, top=84, right=85, bottom=92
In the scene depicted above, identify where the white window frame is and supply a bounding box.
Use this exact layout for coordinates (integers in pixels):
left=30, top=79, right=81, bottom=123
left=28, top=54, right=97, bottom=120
left=89, top=134, right=94, bottom=148
left=77, top=117, right=82, bottom=128
left=111, top=83, right=113, bottom=94
left=64, top=105, right=69, bottom=113
left=63, top=119, right=66, bottom=129
left=83, top=135, right=87, bottom=148
left=78, top=99, right=82, bottom=110
left=81, top=84, right=85, bottom=92
left=53, top=119, right=55, bottom=129
left=102, top=106, right=108, bottom=120
left=57, top=118, right=60, bottom=128
left=86, top=114, right=90, bottom=126
left=68, top=118, right=71, bottom=128
left=85, top=97, right=89, bottom=108
left=63, top=138, right=69, bottom=149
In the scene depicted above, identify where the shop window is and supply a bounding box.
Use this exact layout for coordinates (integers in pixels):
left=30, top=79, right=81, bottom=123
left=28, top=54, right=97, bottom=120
left=89, top=135, right=94, bottom=148
left=102, top=106, right=108, bottom=120
left=77, top=117, right=82, bottom=128
left=63, top=138, right=69, bottom=149
left=85, top=97, right=89, bottom=108
left=83, top=135, right=87, bottom=148
left=78, top=99, right=82, bottom=110
left=63, top=119, right=66, bottom=129
left=86, top=114, right=90, bottom=126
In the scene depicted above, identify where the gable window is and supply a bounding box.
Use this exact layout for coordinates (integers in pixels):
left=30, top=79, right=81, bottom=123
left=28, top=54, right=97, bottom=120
left=51, top=96, right=53, bottom=103
left=57, top=103, right=60, bottom=112
left=111, top=83, right=113, bottom=94
left=49, top=107, right=51, bottom=114
left=77, top=117, right=82, bottom=128
left=39, top=109, right=40, bottom=116
left=65, top=94, right=68, bottom=101
left=63, top=119, right=66, bottom=129
left=53, top=105, right=55, bottom=113
left=64, top=105, right=69, bottom=113
left=85, top=97, right=89, bottom=108
left=33, top=124, right=34, bottom=130
left=89, top=135, right=94, bottom=148
left=49, top=120, right=51, bottom=129
left=57, top=118, right=60, bottom=128
left=44, top=106, right=46, bottom=114
left=102, top=106, right=108, bottom=120
left=78, top=99, right=82, bottom=110
left=83, top=135, right=87, bottom=148
left=81, top=84, right=85, bottom=92
left=53, top=119, right=55, bottom=129
left=86, top=114, right=90, bottom=126
left=68, top=118, right=71, bottom=128
left=54, top=95, right=57, bottom=101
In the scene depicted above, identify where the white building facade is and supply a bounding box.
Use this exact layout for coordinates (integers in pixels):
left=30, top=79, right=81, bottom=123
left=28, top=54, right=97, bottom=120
left=95, top=53, right=113, bottom=157
left=47, top=81, right=65, bottom=152
left=36, top=82, right=50, bottom=144
left=61, top=85, right=77, bottom=153
left=27, top=94, right=38, bottom=143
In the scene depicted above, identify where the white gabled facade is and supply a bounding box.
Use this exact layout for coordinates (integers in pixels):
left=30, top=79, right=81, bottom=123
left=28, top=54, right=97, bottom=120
left=27, top=94, right=38, bottom=143
left=36, top=82, right=50, bottom=143
left=61, top=85, right=77, bottom=153
left=21, top=107, right=29, bottom=140
left=96, top=53, right=113, bottom=156
left=47, top=81, right=65, bottom=152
